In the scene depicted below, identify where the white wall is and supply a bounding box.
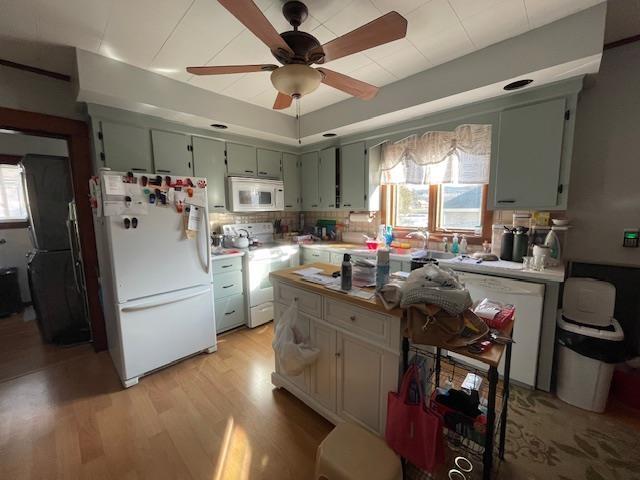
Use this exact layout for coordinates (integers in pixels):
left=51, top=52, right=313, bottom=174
left=0, top=134, right=69, bottom=302
left=566, top=41, right=640, bottom=266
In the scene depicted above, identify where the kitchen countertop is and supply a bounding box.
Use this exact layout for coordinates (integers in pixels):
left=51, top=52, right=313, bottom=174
left=300, top=242, right=565, bottom=283
left=269, top=263, right=403, bottom=318
left=211, top=249, right=245, bottom=259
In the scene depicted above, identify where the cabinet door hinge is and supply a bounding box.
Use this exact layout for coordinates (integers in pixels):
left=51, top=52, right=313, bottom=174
left=98, top=132, right=103, bottom=140
left=187, top=144, right=193, bottom=152
left=364, top=193, right=367, bottom=201
left=100, top=152, right=105, bottom=162
left=564, top=110, right=570, bottom=120
left=558, top=184, right=564, bottom=194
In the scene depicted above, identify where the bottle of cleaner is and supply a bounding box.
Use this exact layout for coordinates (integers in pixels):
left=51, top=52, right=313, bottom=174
left=376, top=248, right=390, bottom=291
left=442, top=237, right=449, bottom=252
left=341, top=254, right=352, bottom=290
left=460, top=235, right=468, bottom=255
left=544, top=229, right=561, bottom=266
left=451, top=233, right=460, bottom=254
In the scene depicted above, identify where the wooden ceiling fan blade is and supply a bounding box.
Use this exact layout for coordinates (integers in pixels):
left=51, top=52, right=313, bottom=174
left=273, top=92, right=293, bottom=110
left=186, top=64, right=278, bottom=75
left=312, top=11, right=407, bottom=64
left=218, top=0, right=294, bottom=56
left=317, top=68, right=378, bottom=100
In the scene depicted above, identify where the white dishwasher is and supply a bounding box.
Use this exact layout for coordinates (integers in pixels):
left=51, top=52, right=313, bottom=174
left=450, top=271, right=545, bottom=388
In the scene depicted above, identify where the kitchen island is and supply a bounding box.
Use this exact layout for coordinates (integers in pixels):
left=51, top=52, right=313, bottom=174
left=269, top=263, right=403, bottom=436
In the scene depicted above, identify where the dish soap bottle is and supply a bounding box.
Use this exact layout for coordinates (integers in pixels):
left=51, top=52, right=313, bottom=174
left=376, top=248, right=390, bottom=291
left=451, top=233, right=460, bottom=254
left=460, top=235, right=468, bottom=255
left=341, top=254, right=352, bottom=291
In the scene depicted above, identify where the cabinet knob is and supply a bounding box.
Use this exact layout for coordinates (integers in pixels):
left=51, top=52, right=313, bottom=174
left=335, top=352, right=341, bottom=357
left=293, top=296, right=298, bottom=301
left=349, top=315, right=356, bottom=321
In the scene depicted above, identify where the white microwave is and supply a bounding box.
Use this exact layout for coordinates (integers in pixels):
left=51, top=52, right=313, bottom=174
left=227, top=177, right=284, bottom=212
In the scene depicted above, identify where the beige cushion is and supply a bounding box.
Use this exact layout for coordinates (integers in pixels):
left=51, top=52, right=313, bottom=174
left=315, top=422, right=402, bottom=480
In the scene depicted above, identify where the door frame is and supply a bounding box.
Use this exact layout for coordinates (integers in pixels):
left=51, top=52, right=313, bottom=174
left=0, top=106, right=107, bottom=350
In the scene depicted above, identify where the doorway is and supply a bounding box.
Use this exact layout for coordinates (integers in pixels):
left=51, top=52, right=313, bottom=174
left=0, top=107, right=106, bottom=381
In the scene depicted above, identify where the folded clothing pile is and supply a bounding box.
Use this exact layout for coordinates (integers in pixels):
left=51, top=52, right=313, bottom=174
left=352, top=257, right=376, bottom=286
left=473, top=298, right=515, bottom=329
left=400, top=264, right=472, bottom=315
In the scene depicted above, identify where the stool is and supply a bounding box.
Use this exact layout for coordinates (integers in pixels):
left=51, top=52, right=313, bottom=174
left=314, top=422, right=402, bottom=480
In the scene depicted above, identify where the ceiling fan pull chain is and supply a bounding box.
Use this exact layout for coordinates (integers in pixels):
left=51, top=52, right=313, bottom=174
left=296, top=97, right=302, bottom=145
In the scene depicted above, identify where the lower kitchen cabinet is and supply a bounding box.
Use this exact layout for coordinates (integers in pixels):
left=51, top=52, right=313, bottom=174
left=272, top=281, right=400, bottom=436
left=337, top=333, right=395, bottom=434
left=309, top=320, right=337, bottom=412
left=301, top=247, right=331, bottom=264
left=214, top=294, right=245, bottom=333
left=212, top=256, right=246, bottom=333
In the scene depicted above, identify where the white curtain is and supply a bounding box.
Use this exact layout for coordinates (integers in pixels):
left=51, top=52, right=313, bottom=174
left=380, top=124, right=492, bottom=185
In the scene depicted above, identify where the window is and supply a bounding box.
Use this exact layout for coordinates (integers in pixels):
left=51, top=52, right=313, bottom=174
left=0, top=164, right=28, bottom=223
left=394, top=184, right=429, bottom=228
left=384, top=183, right=491, bottom=241
left=438, top=184, right=484, bottom=231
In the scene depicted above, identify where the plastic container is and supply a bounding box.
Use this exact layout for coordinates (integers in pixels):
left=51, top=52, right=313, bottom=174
left=563, top=278, right=616, bottom=328
left=556, top=314, right=625, bottom=412
left=376, top=249, right=390, bottom=291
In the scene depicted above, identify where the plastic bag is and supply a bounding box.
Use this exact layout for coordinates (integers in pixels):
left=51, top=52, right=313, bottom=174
left=272, top=300, right=320, bottom=376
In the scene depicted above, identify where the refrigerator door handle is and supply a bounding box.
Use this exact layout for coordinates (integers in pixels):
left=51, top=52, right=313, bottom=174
left=204, top=205, right=211, bottom=274
left=121, top=287, right=211, bottom=312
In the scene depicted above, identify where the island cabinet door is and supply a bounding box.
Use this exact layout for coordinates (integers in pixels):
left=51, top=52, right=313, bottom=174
left=274, top=303, right=310, bottom=393
left=309, top=320, right=337, bottom=412
left=336, top=332, right=398, bottom=435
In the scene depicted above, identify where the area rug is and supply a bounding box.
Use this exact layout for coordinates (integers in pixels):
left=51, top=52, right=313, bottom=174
left=407, top=385, right=640, bottom=480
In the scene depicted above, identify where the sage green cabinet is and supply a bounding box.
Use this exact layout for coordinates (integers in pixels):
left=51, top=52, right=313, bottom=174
left=282, top=153, right=301, bottom=211
left=99, top=121, right=152, bottom=173
left=301, top=152, right=320, bottom=210
left=257, top=149, right=282, bottom=179
left=319, top=147, right=337, bottom=209
left=151, top=130, right=193, bottom=176
left=192, top=136, right=227, bottom=211
left=227, top=143, right=257, bottom=176
left=340, top=142, right=366, bottom=210
left=493, top=98, right=567, bottom=209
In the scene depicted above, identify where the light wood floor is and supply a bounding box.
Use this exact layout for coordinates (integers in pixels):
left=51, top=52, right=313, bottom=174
left=0, top=312, right=93, bottom=383
left=0, top=323, right=333, bottom=480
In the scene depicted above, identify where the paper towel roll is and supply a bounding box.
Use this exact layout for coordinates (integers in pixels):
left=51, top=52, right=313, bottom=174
left=349, top=213, right=374, bottom=223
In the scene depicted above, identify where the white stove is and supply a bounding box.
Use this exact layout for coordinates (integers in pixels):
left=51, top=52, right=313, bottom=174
left=222, top=222, right=299, bottom=328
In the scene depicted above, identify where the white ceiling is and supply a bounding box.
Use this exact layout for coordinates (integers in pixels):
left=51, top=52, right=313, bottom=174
left=0, top=0, right=604, bottom=115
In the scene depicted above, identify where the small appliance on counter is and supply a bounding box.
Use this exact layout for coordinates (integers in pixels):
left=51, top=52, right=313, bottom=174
left=556, top=278, right=625, bottom=412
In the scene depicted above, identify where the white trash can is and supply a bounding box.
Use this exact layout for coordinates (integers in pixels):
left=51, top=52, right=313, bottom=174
left=556, top=314, right=625, bottom=412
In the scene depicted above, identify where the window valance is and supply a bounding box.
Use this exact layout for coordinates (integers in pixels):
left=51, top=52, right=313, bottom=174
left=380, top=124, right=492, bottom=185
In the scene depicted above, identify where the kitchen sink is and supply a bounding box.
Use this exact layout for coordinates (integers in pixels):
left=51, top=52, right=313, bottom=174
left=411, top=250, right=456, bottom=260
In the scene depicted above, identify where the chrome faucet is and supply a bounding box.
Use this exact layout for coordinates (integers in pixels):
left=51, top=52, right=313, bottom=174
left=407, top=229, right=430, bottom=251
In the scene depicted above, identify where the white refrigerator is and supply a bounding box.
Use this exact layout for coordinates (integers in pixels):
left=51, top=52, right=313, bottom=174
left=93, top=170, right=215, bottom=387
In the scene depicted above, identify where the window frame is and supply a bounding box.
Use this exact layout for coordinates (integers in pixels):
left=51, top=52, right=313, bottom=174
left=0, top=155, right=29, bottom=229
left=381, top=183, right=493, bottom=244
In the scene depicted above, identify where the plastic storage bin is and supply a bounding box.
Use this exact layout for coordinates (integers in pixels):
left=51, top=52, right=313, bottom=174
left=556, top=314, right=625, bottom=412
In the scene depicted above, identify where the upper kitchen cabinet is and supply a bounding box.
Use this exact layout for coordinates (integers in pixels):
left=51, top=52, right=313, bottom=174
left=319, top=147, right=337, bottom=209
left=257, top=149, right=282, bottom=179
left=192, top=136, right=227, bottom=211
left=492, top=98, right=569, bottom=210
left=301, top=152, right=320, bottom=210
left=282, top=153, right=301, bottom=211
left=99, top=121, right=153, bottom=173
left=151, top=130, right=193, bottom=176
left=227, top=143, right=257, bottom=177
left=339, top=142, right=380, bottom=211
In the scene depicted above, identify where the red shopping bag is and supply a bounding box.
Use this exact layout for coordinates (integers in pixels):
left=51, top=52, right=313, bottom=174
left=385, top=364, right=445, bottom=473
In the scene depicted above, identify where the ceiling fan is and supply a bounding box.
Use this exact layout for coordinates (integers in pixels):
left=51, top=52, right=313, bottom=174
left=187, top=0, right=408, bottom=110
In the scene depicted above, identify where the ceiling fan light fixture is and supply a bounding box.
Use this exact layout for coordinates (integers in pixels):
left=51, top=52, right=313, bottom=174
left=271, top=64, right=322, bottom=98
